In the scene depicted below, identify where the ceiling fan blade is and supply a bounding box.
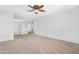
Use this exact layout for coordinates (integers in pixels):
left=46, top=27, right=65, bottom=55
left=34, top=5, right=44, bottom=10
left=27, top=5, right=34, bottom=9
left=38, top=10, right=45, bottom=12
left=38, top=5, right=44, bottom=9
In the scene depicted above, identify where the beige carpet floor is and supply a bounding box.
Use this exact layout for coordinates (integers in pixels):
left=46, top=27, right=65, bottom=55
left=0, top=34, right=79, bottom=54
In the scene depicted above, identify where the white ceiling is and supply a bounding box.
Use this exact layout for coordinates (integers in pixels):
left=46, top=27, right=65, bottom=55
left=0, top=5, right=78, bottom=21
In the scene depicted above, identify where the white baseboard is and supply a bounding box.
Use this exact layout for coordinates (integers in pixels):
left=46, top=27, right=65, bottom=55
left=0, top=36, right=14, bottom=42
left=34, top=32, right=79, bottom=44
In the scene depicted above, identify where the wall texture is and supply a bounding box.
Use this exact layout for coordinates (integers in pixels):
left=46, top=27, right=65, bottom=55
left=34, top=7, right=79, bottom=43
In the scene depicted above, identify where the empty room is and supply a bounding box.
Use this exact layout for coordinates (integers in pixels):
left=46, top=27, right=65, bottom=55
left=0, top=5, right=79, bottom=54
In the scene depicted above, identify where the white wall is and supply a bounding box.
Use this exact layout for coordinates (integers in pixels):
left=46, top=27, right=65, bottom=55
left=0, top=11, right=14, bottom=41
left=34, top=7, right=79, bottom=43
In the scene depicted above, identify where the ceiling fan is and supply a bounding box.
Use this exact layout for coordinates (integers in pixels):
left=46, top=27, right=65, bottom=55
left=27, top=5, right=45, bottom=14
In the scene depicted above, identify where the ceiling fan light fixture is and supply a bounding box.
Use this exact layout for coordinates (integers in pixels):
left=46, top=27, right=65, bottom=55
left=27, top=5, right=45, bottom=14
